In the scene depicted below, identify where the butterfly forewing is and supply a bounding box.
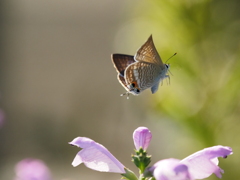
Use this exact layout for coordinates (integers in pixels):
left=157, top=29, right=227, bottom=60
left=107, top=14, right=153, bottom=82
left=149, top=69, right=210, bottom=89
left=117, top=75, right=129, bottom=91
left=134, top=35, right=164, bottom=68
left=111, top=54, right=135, bottom=76
left=111, top=54, right=136, bottom=91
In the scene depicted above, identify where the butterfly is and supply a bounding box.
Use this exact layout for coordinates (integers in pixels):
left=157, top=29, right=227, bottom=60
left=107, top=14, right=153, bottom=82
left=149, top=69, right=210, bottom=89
left=111, top=35, right=175, bottom=98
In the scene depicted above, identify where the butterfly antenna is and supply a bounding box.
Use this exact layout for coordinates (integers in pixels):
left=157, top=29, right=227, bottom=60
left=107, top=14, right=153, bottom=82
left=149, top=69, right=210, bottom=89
left=165, top=52, right=177, bottom=64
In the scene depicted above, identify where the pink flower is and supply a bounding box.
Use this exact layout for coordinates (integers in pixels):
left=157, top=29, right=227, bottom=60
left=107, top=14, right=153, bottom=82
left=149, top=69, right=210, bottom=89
left=69, top=128, right=232, bottom=180
left=69, top=137, right=126, bottom=173
left=181, top=146, right=232, bottom=179
left=14, top=158, right=51, bottom=180
left=152, top=159, right=192, bottom=180
left=0, top=109, right=5, bottom=128
left=133, top=127, right=152, bottom=151
left=149, top=146, right=232, bottom=180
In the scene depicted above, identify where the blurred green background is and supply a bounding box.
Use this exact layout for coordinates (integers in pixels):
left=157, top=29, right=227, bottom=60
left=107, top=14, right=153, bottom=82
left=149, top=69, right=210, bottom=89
left=0, top=0, right=239, bottom=179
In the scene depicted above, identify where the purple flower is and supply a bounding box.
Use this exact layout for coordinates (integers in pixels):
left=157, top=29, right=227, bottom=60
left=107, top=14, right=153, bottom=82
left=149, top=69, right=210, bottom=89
left=152, top=159, right=192, bottom=180
left=0, top=109, right=5, bottom=128
left=14, top=158, right=51, bottom=180
left=181, top=146, right=232, bottom=179
left=69, top=127, right=232, bottom=180
left=69, top=137, right=126, bottom=173
left=133, top=127, right=152, bottom=151
left=149, top=146, right=232, bottom=180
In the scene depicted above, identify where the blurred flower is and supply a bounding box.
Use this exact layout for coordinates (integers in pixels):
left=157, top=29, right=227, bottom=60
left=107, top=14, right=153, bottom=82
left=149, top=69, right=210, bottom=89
left=0, top=109, right=5, bottom=128
left=133, top=126, right=152, bottom=151
left=14, top=158, right=51, bottom=180
left=69, top=137, right=126, bottom=173
left=147, top=146, right=233, bottom=180
left=152, top=158, right=191, bottom=180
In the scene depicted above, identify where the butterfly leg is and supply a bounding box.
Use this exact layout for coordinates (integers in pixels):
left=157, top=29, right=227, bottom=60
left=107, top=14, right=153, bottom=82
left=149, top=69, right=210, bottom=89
left=166, top=74, right=170, bottom=85
left=120, top=92, right=130, bottom=99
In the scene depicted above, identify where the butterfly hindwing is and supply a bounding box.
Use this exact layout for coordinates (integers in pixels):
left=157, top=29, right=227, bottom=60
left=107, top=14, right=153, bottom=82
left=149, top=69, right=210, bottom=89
left=124, top=62, right=162, bottom=92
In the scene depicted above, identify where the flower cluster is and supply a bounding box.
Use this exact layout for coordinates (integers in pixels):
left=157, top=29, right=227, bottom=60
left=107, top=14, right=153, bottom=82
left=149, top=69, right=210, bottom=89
left=69, top=127, right=232, bottom=180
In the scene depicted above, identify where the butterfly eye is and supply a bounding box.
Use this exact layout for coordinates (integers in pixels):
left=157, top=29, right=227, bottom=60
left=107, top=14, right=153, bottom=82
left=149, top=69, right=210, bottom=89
left=131, top=83, right=136, bottom=87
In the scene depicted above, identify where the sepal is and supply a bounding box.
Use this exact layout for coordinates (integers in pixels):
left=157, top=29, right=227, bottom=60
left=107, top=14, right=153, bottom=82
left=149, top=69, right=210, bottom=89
left=121, top=168, right=138, bottom=180
left=132, top=148, right=151, bottom=174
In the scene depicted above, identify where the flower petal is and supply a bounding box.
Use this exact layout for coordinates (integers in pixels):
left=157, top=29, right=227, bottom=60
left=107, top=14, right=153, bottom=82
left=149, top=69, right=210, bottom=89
left=14, top=158, right=51, bottom=180
left=133, top=127, right=152, bottom=150
left=69, top=137, right=125, bottom=173
left=181, top=145, right=233, bottom=179
left=152, top=159, right=192, bottom=180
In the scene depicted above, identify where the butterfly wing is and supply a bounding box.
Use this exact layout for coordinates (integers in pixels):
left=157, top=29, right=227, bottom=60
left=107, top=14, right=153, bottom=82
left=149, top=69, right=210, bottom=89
left=134, top=35, right=165, bottom=69
left=111, top=54, right=135, bottom=76
left=117, top=75, right=129, bottom=91
left=151, top=81, right=160, bottom=94
left=111, top=54, right=135, bottom=91
left=124, top=62, right=163, bottom=93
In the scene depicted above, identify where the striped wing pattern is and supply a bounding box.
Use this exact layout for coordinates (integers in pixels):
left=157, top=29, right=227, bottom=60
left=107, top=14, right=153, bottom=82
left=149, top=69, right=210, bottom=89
left=125, top=62, right=162, bottom=92
left=134, top=35, right=164, bottom=69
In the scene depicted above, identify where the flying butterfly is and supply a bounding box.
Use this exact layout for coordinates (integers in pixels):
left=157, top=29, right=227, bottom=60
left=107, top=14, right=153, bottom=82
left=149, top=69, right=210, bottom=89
left=111, top=35, right=176, bottom=98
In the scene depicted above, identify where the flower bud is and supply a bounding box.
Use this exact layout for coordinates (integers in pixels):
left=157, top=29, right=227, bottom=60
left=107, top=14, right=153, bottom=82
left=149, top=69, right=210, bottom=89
left=133, top=127, right=152, bottom=151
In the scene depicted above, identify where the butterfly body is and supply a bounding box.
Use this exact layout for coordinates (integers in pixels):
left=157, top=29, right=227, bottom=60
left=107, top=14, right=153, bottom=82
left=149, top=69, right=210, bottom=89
left=112, top=35, right=170, bottom=96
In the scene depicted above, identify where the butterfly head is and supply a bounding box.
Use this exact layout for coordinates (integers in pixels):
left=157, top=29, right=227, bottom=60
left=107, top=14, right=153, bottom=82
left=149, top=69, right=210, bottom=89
left=165, top=64, right=170, bottom=69
left=165, top=63, right=173, bottom=77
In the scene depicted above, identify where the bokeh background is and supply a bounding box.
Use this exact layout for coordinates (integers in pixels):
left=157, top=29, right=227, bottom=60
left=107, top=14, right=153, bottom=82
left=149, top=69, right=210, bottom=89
left=0, top=0, right=240, bottom=179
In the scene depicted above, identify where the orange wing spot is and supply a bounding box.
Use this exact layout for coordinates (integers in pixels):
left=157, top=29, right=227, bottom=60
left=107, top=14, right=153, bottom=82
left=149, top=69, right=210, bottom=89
left=131, top=81, right=139, bottom=88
